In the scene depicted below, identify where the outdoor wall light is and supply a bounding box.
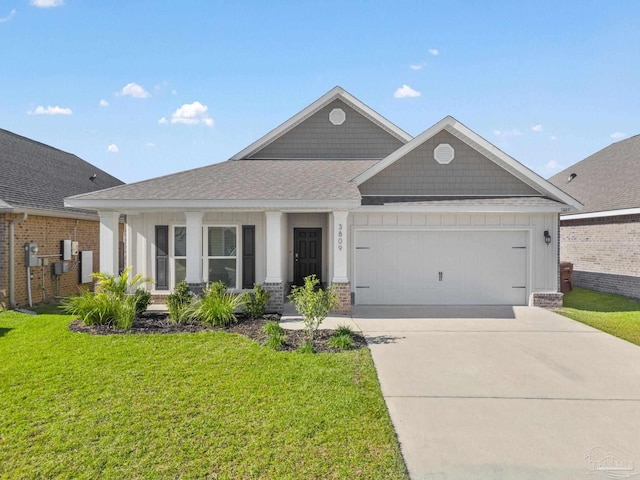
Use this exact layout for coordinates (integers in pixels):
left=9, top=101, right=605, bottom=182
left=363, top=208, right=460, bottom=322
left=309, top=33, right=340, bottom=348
left=544, top=230, right=552, bottom=245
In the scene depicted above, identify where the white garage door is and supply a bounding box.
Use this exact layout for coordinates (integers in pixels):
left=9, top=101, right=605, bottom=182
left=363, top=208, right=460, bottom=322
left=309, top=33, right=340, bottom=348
left=355, top=230, right=527, bottom=305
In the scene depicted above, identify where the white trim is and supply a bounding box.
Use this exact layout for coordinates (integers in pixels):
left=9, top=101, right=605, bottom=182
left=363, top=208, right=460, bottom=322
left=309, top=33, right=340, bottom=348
left=353, top=116, right=583, bottom=212
left=0, top=205, right=103, bottom=221
left=230, top=86, right=412, bottom=160
left=561, top=207, right=640, bottom=220
left=203, top=224, right=241, bottom=289
left=355, top=205, right=567, bottom=214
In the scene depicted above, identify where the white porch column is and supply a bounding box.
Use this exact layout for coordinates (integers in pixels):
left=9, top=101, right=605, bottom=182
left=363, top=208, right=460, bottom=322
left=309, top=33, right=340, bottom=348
left=99, top=211, right=120, bottom=275
left=332, top=211, right=349, bottom=283
left=185, top=211, right=204, bottom=284
left=264, top=211, right=283, bottom=283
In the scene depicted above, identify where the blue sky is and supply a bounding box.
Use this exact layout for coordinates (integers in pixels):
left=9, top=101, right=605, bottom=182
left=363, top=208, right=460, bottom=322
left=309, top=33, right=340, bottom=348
left=1, top=1, right=639, bottom=183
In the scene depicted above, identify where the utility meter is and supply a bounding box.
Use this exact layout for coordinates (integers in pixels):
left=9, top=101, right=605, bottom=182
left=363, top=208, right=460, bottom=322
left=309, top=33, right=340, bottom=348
left=25, top=242, right=39, bottom=267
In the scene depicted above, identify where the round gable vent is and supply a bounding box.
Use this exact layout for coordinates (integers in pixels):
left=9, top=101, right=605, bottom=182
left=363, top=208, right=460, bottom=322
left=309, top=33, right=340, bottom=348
left=434, top=143, right=454, bottom=164
left=329, top=108, right=346, bottom=126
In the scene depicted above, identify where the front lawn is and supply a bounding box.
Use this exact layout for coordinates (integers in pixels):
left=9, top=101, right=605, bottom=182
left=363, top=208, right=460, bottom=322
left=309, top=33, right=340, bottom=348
left=0, top=311, right=407, bottom=479
left=558, top=287, right=640, bottom=346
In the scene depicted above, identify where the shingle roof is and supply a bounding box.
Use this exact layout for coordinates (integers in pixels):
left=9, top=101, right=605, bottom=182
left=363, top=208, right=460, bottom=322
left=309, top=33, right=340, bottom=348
left=548, top=134, right=640, bottom=213
left=69, top=159, right=379, bottom=202
left=0, top=129, right=123, bottom=215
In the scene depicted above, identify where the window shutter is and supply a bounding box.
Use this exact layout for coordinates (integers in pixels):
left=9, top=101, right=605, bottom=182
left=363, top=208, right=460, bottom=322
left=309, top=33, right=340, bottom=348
left=242, top=225, right=255, bottom=289
left=156, top=225, right=169, bottom=290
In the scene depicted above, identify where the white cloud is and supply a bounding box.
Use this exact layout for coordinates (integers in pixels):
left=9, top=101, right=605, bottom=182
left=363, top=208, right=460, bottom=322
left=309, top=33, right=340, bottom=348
left=171, top=89, right=177, bottom=95
left=545, top=160, right=563, bottom=172
left=118, top=82, right=150, bottom=99
left=493, top=128, right=522, bottom=137
left=550, top=135, right=557, bottom=141
left=611, top=132, right=626, bottom=140
left=428, top=48, right=439, bottom=56
left=107, top=144, right=119, bottom=153
left=145, top=142, right=155, bottom=148
left=409, top=64, right=424, bottom=71
left=531, top=124, right=543, bottom=132
left=28, top=105, right=72, bottom=116
left=170, top=101, right=214, bottom=126
left=158, top=117, right=168, bottom=124
left=99, top=99, right=109, bottom=107
left=0, top=9, right=16, bottom=23
left=394, top=84, right=421, bottom=98
left=30, top=0, right=63, bottom=7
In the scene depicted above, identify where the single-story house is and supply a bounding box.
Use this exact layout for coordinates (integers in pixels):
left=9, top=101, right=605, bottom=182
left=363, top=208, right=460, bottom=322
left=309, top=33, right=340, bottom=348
left=548, top=134, right=640, bottom=299
left=65, top=87, right=582, bottom=313
left=0, top=128, right=124, bottom=308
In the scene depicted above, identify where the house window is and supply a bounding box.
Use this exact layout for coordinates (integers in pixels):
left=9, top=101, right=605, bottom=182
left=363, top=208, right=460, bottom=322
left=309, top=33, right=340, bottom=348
left=206, top=226, right=237, bottom=288
left=174, top=226, right=186, bottom=285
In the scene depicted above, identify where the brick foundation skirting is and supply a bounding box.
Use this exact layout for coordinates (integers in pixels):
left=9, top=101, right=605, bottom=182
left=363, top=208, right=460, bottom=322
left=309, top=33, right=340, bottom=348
left=187, top=282, right=206, bottom=297
left=531, top=292, right=563, bottom=309
left=331, top=282, right=351, bottom=315
left=263, top=282, right=284, bottom=314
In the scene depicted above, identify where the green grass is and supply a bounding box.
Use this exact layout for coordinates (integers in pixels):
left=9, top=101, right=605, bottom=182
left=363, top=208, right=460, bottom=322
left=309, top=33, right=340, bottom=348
left=0, top=311, right=407, bottom=479
left=558, top=287, right=640, bottom=346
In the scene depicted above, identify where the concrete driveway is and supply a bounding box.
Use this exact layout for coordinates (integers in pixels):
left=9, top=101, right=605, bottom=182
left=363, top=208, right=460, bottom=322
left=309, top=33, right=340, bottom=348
left=352, top=306, right=640, bottom=480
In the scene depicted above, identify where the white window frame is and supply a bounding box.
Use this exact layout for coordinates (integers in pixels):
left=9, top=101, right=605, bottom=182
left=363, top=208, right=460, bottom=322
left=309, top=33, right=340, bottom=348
left=170, top=224, right=187, bottom=288
left=202, top=224, right=241, bottom=290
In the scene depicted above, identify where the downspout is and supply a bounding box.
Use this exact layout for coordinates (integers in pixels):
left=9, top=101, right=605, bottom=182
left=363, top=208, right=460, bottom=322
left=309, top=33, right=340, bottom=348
left=9, top=213, right=27, bottom=307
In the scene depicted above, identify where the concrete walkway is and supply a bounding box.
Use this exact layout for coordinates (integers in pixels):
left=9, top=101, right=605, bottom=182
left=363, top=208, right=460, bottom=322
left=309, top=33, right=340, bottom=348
left=350, top=306, right=640, bottom=480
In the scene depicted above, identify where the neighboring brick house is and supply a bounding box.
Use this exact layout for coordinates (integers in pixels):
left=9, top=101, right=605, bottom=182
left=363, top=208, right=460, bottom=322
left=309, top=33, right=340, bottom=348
left=549, top=134, right=640, bottom=299
left=0, top=129, right=123, bottom=308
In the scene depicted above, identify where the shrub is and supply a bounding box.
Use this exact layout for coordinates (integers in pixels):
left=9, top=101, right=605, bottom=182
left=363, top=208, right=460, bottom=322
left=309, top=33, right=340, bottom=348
left=262, top=320, right=284, bottom=336
left=132, top=288, right=152, bottom=316
left=328, top=333, right=354, bottom=350
left=264, top=332, right=286, bottom=351
left=297, top=341, right=314, bottom=354
left=167, top=282, right=195, bottom=324
left=193, top=282, right=246, bottom=327
left=334, top=324, right=354, bottom=338
left=62, top=267, right=153, bottom=330
left=288, top=275, right=339, bottom=348
left=243, top=284, right=270, bottom=319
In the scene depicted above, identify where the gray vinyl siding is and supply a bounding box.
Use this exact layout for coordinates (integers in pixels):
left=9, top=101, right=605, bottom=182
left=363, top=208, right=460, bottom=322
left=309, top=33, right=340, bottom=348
left=359, top=130, right=540, bottom=196
left=248, top=100, right=404, bottom=160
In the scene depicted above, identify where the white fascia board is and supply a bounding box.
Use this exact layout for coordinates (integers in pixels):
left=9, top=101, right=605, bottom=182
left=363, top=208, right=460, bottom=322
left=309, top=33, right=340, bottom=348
left=355, top=204, right=566, bottom=214
left=64, top=198, right=361, bottom=212
left=354, top=116, right=584, bottom=213
left=230, top=86, right=412, bottom=160
left=0, top=206, right=99, bottom=221
left=561, top=207, right=640, bottom=220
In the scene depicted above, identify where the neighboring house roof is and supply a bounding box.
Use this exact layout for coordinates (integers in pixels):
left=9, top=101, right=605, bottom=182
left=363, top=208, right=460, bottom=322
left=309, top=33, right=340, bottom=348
left=0, top=128, right=123, bottom=217
left=548, top=134, right=640, bottom=218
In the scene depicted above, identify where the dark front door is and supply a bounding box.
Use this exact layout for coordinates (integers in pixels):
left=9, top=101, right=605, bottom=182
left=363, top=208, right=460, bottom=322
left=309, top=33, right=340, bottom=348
left=294, top=228, right=322, bottom=286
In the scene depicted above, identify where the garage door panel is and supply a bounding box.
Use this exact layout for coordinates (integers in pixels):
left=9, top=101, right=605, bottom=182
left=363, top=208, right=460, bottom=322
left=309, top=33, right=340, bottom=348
left=355, top=230, right=527, bottom=306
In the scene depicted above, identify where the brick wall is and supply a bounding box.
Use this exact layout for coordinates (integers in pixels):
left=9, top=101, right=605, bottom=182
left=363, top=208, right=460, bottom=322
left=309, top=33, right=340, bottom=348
left=332, top=282, right=351, bottom=314
left=4, top=213, right=123, bottom=307
left=560, top=214, right=640, bottom=298
left=0, top=214, right=6, bottom=307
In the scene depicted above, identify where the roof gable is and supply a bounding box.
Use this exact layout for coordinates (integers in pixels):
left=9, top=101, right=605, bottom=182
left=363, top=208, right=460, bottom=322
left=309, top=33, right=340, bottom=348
left=548, top=134, right=640, bottom=214
left=232, top=87, right=411, bottom=160
left=355, top=116, right=583, bottom=210
left=0, top=128, right=124, bottom=215
left=359, top=130, right=540, bottom=197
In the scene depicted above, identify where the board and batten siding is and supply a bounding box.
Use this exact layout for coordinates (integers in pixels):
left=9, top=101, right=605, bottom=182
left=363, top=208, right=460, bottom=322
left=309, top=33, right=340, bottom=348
left=126, top=211, right=266, bottom=292
left=359, top=130, right=540, bottom=197
left=348, top=212, right=560, bottom=301
left=248, top=99, right=405, bottom=160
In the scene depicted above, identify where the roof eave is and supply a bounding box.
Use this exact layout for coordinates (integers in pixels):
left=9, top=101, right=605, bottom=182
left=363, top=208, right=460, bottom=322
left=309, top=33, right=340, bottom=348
left=561, top=207, right=640, bottom=220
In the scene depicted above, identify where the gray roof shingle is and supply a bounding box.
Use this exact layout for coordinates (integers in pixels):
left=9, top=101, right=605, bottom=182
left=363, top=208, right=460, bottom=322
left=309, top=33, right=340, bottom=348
left=548, top=134, right=640, bottom=213
left=0, top=129, right=123, bottom=215
left=69, top=159, right=379, bottom=202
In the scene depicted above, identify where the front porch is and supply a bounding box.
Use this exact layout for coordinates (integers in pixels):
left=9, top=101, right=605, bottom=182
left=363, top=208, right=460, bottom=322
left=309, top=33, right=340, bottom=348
left=97, top=209, right=352, bottom=314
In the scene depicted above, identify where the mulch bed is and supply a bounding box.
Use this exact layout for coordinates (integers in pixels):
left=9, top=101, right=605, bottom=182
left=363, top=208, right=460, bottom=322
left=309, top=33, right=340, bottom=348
left=69, top=313, right=367, bottom=353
